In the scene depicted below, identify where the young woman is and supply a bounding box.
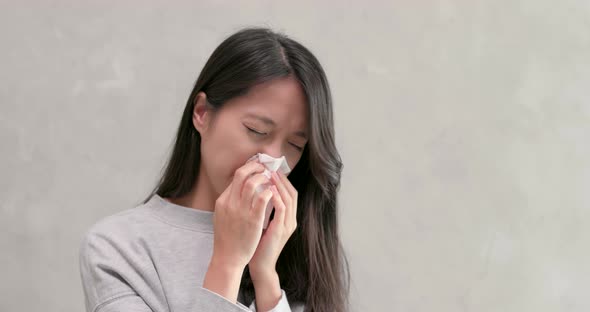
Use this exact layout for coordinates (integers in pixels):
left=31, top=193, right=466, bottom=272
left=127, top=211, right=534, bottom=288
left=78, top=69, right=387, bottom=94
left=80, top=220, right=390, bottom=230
left=79, top=27, right=350, bottom=312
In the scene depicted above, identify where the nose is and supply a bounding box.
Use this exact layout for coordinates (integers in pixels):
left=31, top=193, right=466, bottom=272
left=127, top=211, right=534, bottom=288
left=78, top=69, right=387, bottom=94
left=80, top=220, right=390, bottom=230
left=258, top=141, right=295, bottom=173
left=260, top=141, right=284, bottom=159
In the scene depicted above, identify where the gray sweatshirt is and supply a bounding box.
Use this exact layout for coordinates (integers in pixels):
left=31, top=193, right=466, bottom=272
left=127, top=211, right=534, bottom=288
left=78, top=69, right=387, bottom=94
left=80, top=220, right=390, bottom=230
left=78, top=193, right=305, bottom=312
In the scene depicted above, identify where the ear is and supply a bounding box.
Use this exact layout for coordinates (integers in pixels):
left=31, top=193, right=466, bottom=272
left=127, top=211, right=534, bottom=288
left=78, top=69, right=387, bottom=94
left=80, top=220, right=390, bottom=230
left=193, top=91, right=210, bottom=135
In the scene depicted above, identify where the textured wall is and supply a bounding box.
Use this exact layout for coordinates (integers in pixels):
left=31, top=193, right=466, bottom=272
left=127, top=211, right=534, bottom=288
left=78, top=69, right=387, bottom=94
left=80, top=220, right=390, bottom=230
left=1, top=1, right=589, bottom=311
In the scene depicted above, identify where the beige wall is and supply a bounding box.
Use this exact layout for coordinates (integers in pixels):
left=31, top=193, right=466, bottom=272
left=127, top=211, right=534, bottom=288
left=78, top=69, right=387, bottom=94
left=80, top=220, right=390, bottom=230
left=1, top=1, right=589, bottom=311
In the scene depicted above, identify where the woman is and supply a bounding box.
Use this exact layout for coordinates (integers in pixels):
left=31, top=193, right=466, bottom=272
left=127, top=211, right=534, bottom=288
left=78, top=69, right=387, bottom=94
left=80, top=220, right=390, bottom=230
left=79, top=27, right=350, bottom=312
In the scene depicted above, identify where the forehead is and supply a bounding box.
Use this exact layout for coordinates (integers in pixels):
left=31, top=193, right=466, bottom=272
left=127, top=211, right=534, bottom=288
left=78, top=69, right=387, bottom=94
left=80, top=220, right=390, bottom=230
left=227, top=77, right=309, bottom=128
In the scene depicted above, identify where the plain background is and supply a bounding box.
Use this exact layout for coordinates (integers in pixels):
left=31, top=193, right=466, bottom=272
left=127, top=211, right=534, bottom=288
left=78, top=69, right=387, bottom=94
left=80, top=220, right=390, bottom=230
left=1, top=1, right=589, bottom=311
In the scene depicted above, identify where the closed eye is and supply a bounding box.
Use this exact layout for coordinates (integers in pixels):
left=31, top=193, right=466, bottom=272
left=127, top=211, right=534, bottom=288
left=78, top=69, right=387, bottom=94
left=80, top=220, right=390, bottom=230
left=245, top=126, right=267, bottom=136
left=290, top=143, right=304, bottom=151
left=246, top=125, right=304, bottom=152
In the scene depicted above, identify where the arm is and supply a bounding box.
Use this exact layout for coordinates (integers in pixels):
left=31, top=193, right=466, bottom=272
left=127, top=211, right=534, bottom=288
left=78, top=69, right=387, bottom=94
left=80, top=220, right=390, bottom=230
left=247, top=290, right=305, bottom=312
left=246, top=271, right=305, bottom=312
left=251, top=271, right=283, bottom=311
left=202, top=257, right=245, bottom=305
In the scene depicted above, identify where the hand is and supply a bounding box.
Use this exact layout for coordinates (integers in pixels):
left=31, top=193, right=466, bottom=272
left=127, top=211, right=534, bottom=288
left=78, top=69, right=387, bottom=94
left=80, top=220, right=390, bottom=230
left=209, top=160, right=274, bottom=271
left=248, top=170, right=298, bottom=280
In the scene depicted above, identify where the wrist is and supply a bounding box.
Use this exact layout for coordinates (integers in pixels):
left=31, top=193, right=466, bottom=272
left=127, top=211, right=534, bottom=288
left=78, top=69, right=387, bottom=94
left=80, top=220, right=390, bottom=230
left=251, top=270, right=282, bottom=311
left=250, top=267, right=278, bottom=284
left=210, top=254, right=246, bottom=274
left=203, top=258, right=245, bottom=303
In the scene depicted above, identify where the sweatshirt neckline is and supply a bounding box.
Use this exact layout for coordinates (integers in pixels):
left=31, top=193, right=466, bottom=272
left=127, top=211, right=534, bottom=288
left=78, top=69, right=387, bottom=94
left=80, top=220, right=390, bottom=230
left=147, top=193, right=214, bottom=233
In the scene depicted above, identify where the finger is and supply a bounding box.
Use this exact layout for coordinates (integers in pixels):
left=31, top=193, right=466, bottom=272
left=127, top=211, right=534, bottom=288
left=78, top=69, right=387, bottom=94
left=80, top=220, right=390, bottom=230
left=278, top=171, right=297, bottom=199
left=251, top=188, right=273, bottom=225
left=270, top=172, right=292, bottom=227
left=269, top=185, right=286, bottom=227
left=229, top=161, right=266, bottom=209
left=271, top=171, right=292, bottom=209
left=291, top=194, right=298, bottom=229
left=242, top=173, right=271, bottom=212
left=277, top=171, right=298, bottom=224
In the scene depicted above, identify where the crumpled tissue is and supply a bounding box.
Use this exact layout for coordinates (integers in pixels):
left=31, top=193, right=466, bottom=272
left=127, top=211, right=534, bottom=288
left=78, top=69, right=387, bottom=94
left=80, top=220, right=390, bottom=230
left=247, top=153, right=291, bottom=229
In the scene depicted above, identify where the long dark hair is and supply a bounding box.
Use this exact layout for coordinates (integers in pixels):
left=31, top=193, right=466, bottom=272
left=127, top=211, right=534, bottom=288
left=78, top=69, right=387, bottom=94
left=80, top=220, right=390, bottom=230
left=141, top=27, right=350, bottom=312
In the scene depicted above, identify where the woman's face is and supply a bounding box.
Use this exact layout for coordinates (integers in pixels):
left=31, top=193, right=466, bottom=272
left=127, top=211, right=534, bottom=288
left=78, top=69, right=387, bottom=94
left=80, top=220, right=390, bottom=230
left=194, top=76, right=309, bottom=197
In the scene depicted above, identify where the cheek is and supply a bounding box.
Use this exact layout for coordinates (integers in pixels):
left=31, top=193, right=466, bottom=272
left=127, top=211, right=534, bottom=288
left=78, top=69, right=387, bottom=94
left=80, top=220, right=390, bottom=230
left=200, top=132, right=234, bottom=192
left=286, top=154, right=302, bottom=172
left=216, top=142, right=259, bottom=186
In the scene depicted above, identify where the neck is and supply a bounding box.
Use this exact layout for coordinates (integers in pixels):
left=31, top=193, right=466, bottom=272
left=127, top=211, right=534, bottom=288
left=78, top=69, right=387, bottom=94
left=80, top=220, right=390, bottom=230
left=166, top=164, right=217, bottom=212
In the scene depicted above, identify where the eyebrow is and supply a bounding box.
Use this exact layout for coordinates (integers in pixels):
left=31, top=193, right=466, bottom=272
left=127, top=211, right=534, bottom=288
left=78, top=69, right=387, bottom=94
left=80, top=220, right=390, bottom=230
left=245, top=113, right=308, bottom=139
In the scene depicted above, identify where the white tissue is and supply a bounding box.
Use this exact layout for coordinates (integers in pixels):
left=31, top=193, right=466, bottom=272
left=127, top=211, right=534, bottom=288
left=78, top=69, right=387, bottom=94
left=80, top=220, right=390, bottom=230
left=247, top=153, right=291, bottom=229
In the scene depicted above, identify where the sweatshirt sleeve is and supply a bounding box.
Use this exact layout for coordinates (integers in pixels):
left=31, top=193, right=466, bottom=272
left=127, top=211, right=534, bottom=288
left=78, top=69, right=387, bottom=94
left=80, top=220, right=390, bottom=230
left=247, top=290, right=306, bottom=312
left=78, top=228, right=251, bottom=312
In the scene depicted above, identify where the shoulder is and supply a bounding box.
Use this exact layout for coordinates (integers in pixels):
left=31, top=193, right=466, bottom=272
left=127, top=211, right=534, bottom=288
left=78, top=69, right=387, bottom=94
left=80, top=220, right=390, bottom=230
left=78, top=202, right=155, bottom=264
left=78, top=200, right=166, bottom=312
